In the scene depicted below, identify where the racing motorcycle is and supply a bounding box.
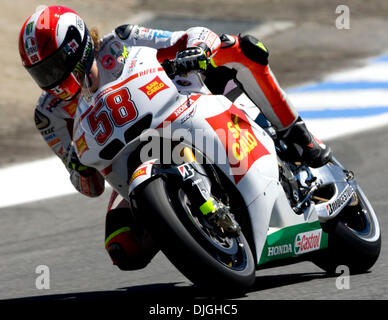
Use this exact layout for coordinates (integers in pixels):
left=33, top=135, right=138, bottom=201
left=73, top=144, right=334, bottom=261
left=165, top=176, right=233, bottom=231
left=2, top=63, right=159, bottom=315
left=73, top=46, right=381, bottom=290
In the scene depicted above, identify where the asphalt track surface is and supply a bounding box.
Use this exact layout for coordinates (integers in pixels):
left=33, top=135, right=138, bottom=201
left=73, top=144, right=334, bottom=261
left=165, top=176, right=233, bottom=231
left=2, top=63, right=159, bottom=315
left=0, top=125, right=387, bottom=302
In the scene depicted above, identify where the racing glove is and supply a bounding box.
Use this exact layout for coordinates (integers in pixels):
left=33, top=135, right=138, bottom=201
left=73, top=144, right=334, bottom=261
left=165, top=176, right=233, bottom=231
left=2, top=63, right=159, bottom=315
left=64, top=142, right=105, bottom=197
left=65, top=142, right=96, bottom=177
left=175, top=46, right=209, bottom=74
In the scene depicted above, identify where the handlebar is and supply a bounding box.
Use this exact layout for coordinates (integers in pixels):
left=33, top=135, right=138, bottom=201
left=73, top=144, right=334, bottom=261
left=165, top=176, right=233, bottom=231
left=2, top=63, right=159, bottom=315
left=161, top=56, right=210, bottom=79
left=161, top=59, right=181, bottom=78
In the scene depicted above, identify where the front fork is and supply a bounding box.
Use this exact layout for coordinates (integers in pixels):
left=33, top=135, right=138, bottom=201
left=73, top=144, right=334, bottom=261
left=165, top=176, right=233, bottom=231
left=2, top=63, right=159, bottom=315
left=143, top=147, right=241, bottom=236
left=155, top=147, right=217, bottom=215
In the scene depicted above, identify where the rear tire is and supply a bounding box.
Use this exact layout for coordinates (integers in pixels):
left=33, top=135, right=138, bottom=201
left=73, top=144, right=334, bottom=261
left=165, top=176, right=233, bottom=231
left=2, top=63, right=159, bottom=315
left=136, top=177, right=256, bottom=290
left=314, top=188, right=381, bottom=274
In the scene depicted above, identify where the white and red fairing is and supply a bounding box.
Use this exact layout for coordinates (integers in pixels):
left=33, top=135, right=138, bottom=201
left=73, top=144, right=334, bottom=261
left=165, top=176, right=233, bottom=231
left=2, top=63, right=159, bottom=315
left=73, top=47, right=293, bottom=260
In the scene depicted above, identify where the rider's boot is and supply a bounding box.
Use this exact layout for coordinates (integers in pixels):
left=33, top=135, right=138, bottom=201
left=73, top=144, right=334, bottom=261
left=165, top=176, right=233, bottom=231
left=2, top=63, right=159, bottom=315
left=278, top=116, right=332, bottom=168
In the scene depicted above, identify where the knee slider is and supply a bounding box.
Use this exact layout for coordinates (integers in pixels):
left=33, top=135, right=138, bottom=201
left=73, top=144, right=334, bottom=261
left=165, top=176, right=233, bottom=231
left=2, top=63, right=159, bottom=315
left=105, top=207, right=131, bottom=241
left=238, top=34, right=269, bottom=65
left=107, top=243, right=151, bottom=271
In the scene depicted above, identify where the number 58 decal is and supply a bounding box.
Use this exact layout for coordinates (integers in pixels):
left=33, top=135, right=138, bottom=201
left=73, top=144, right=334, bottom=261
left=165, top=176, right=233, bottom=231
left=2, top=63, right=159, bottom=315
left=88, top=87, right=137, bottom=145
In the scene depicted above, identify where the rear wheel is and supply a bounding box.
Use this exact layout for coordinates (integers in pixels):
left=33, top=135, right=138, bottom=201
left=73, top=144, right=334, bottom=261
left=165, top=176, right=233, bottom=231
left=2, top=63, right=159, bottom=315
left=314, top=188, right=381, bottom=274
left=136, top=177, right=255, bottom=290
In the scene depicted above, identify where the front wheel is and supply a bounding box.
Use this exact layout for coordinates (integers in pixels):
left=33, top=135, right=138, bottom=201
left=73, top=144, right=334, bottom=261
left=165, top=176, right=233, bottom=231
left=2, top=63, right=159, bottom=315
left=314, top=188, right=381, bottom=274
left=136, top=177, right=256, bottom=291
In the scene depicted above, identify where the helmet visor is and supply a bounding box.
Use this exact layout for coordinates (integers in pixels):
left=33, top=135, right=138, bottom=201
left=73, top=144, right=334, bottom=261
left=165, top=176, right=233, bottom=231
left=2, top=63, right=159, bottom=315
left=25, top=26, right=88, bottom=90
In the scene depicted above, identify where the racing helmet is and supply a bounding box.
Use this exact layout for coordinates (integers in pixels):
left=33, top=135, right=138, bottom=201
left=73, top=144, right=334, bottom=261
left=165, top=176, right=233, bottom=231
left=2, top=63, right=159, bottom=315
left=18, top=6, right=94, bottom=100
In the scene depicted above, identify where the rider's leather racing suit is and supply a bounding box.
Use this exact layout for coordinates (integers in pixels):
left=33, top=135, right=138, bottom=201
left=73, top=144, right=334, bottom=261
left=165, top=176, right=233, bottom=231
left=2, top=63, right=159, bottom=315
left=34, top=25, right=300, bottom=270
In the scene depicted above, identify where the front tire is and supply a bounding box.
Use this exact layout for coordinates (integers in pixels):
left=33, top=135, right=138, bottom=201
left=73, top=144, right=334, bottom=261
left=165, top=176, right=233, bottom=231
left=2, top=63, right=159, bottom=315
left=136, top=177, right=256, bottom=290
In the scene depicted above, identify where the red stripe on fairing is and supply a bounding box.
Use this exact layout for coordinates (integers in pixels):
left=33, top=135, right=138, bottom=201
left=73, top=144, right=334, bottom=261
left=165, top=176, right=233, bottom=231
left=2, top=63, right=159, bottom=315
left=101, top=164, right=113, bottom=177
left=106, top=190, right=118, bottom=212
left=74, top=67, right=165, bottom=133
left=156, top=94, right=201, bottom=129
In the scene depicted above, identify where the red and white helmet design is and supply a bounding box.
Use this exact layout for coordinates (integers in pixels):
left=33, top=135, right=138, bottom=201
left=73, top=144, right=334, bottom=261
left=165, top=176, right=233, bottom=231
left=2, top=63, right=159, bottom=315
left=19, top=6, right=94, bottom=100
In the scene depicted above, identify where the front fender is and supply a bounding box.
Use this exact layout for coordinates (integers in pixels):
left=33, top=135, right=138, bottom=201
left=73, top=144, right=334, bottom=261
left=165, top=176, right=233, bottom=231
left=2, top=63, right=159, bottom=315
left=128, top=159, right=212, bottom=200
left=128, top=159, right=159, bottom=195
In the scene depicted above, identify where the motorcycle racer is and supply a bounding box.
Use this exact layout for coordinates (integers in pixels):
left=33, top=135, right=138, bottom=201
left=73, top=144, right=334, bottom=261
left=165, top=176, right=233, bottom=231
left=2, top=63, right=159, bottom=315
left=19, top=6, right=331, bottom=270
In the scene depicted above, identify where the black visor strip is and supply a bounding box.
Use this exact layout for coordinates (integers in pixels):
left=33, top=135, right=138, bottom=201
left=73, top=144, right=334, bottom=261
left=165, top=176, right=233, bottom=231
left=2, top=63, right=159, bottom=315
left=26, top=26, right=88, bottom=90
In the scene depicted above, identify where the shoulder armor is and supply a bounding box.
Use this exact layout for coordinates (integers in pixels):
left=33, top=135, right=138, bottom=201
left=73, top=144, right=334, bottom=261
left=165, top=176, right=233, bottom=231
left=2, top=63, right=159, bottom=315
left=115, top=24, right=135, bottom=40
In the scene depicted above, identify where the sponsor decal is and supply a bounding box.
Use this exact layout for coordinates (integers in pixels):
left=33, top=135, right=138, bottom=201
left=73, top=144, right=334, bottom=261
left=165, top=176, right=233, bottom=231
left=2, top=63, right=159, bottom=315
left=25, top=37, right=38, bottom=56
left=138, top=76, right=169, bottom=100
left=75, top=133, right=89, bottom=158
left=138, top=27, right=150, bottom=40
left=129, top=167, right=147, bottom=184
left=259, top=221, right=328, bottom=265
left=48, top=85, right=72, bottom=101
left=294, top=229, right=322, bottom=255
left=25, top=36, right=41, bottom=64
left=64, top=39, right=79, bottom=54
left=58, top=146, right=65, bottom=157
left=206, top=104, right=270, bottom=184
left=156, top=95, right=200, bottom=128
left=180, top=107, right=196, bottom=124
left=29, top=54, right=40, bottom=64
left=128, top=59, right=137, bottom=71
left=101, top=54, right=116, bottom=70
left=132, top=27, right=140, bottom=40
left=178, top=163, right=195, bottom=180
left=326, top=185, right=354, bottom=215
left=25, top=22, right=34, bottom=35
left=117, top=56, right=125, bottom=65
left=110, top=41, right=123, bottom=57
left=44, top=133, right=56, bottom=142
left=205, top=31, right=219, bottom=49
left=138, top=68, right=158, bottom=77
left=121, top=46, right=129, bottom=59
left=41, top=127, right=54, bottom=136
left=48, top=138, right=61, bottom=147
left=75, top=16, right=84, bottom=32
left=152, top=30, right=173, bottom=39
left=46, top=97, right=62, bottom=113
left=62, top=101, right=78, bottom=118
left=267, top=244, right=293, bottom=257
